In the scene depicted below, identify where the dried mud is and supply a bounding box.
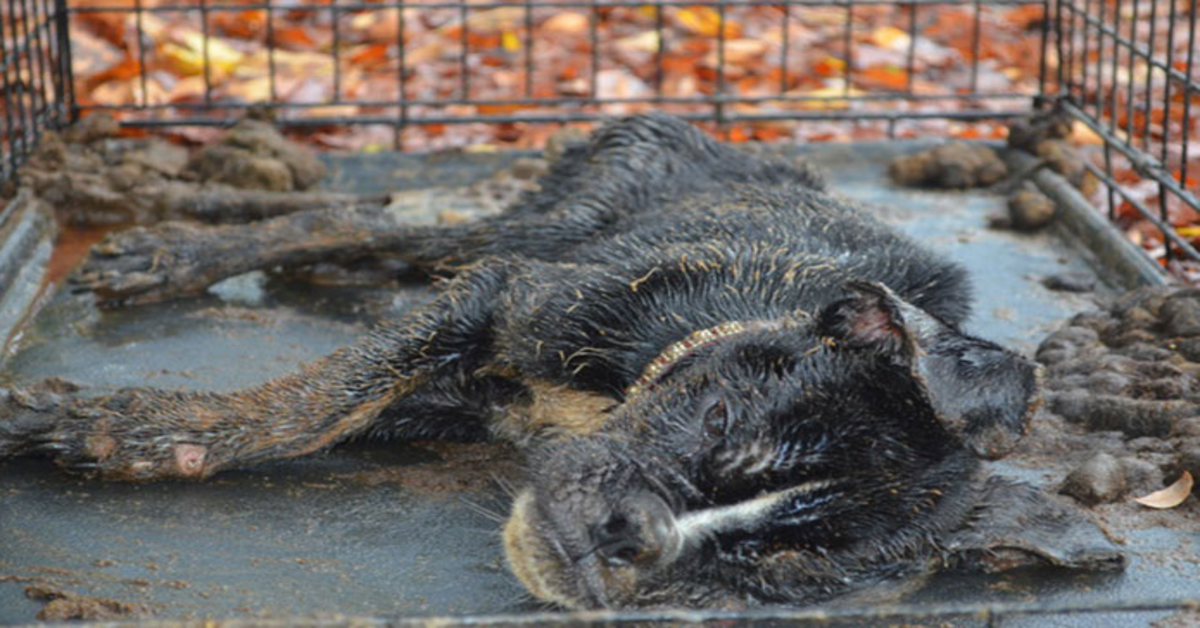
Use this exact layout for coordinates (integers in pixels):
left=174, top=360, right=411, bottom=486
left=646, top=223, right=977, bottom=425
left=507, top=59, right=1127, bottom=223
left=341, top=441, right=522, bottom=496
left=24, top=583, right=150, bottom=621
left=1017, top=286, right=1200, bottom=533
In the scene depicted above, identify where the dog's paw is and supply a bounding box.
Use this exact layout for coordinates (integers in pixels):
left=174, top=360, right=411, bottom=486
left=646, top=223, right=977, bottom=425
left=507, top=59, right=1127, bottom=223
left=72, top=222, right=218, bottom=306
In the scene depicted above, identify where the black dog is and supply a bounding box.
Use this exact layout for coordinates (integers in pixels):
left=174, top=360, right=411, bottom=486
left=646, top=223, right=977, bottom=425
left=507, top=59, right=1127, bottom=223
left=1, top=114, right=1122, bottom=609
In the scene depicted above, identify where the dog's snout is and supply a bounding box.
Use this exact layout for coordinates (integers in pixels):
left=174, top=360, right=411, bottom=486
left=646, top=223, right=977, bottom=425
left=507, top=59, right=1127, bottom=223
left=593, top=491, right=680, bottom=567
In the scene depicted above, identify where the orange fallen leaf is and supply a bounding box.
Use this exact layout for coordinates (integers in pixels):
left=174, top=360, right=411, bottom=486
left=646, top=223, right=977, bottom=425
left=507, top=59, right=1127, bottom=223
left=1069, top=120, right=1104, bottom=146
left=870, top=25, right=911, bottom=50
left=675, top=6, right=740, bottom=39
left=273, top=25, right=318, bottom=50
left=1133, top=471, right=1193, bottom=509
left=813, top=56, right=846, bottom=78
left=856, top=65, right=909, bottom=91
left=347, top=44, right=390, bottom=68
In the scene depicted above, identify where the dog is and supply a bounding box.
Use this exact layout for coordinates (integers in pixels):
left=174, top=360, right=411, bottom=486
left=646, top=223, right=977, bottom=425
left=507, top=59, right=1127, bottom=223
left=0, top=114, right=1123, bottom=609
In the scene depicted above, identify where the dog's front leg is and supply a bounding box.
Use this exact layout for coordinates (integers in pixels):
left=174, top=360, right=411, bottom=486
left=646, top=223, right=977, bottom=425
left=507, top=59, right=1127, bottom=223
left=3, top=262, right=513, bottom=480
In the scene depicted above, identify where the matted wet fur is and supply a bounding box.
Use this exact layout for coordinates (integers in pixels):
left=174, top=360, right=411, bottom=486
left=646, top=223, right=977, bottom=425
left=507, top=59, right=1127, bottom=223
left=1, top=114, right=1123, bottom=609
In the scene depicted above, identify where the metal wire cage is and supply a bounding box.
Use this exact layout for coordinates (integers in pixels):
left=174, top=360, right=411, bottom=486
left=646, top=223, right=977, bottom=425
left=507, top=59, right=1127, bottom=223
left=31, top=1, right=1050, bottom=138
left=1052, top=0, right=1200, bottom=274
left=0, top=0, right=70, bottom=185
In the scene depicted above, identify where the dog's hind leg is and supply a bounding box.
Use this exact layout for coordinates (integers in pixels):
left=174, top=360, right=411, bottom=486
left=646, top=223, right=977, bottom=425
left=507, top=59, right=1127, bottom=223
left=3, top=262, right=513, bottom=480
left=75, top=114, right=824, bottom=306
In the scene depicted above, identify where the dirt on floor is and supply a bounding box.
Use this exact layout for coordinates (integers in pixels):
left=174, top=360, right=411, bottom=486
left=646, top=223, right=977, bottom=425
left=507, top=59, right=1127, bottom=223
left=3, top=113, right=1198, bottom=621
left=24, top=583, right=150, bottom=621
left=1016, top=286, right=1199, bottom=534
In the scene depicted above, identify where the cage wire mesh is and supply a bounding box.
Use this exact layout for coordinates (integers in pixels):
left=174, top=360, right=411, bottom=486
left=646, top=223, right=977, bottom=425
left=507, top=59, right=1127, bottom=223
left=59, top=0, right=1047, bottom=144
left=0, top=0, right=70, bottom=185
left=1052, top=0, right=1200, bottom=278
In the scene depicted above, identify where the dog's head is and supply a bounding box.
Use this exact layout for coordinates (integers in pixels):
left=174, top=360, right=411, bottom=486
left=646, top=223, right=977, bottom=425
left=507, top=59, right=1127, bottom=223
left=503, top=282, right=1041, bottom=608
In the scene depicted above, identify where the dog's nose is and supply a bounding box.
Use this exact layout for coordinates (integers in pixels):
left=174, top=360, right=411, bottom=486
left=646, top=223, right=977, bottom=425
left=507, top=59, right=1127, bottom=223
left=593, top=491, right=680, bottom=567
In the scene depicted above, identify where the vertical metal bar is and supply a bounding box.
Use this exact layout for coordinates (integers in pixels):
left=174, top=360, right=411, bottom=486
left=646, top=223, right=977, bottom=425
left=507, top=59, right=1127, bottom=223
left=266, top=0, right=278, bottom=103
left=1159, top=183, right=1172, bottom=264
left=589, top=0, right=599, bottom=100
left=1124, top=0, right=1140, bottom=143
left=1053, top=0, right=1065, bottom=100
left=1141, top=0, right=1159, bottom=151
left=1107, top=0, right=1122, bottom=133
left=1103, top=134, right=1117, bottom=221
left=331, top=1, right=342, bottom=101
left=459, top=0, right=470, bottom=99
left=1036, top=0, right=1051, bottom=103
left=200, top=0, right=213, bottom=105
left=842, top=0, right=853, bottom=98
left=0, top=15, right=18, bottom=177
left=715, top=0, right=726, bottom=125
left=135, top=0, right=148, bottom=106
left=907, top=2, right=919, bottom=93
left=5, top=0, right=30, bottom=159
left=37, top=0, right=56, bottom=123
left=395, top=4, right=407, bottom=151
left=53, top=0, right=73, bottom=124
left=969, top=0, right=981, bottom=93
left=1091, top=0, right=1107, bottom=119
left=1079, top=0, right=1093, bottom=105
left=655, top=1, right=665, bottom=98
left=1178, top=0, right=1196, bottom=192
left=21, top=0, right=48, bottom=124
left=1063, top=0, right=1077, bottom=97
left=523, top=0, right=533, bottom=98
left=779, top=2, right=789, bottom=94
left=1160, top=0, right=1177, bottom=163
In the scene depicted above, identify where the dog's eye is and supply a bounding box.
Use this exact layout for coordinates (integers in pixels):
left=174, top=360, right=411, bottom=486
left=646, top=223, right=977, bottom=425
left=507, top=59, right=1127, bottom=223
left=702, top=397, right=728, bottom=439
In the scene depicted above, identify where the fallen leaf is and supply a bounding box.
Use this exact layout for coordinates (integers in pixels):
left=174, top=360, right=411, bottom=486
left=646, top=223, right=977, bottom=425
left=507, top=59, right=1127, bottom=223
left=720, top=39, right=767, bottom=65
left=347, top=44, right=390, bottom=68
left=1133, top=471, right=1193, bottom=509
left=501, top=30, right=522, bottom=52
left=1178, top=226, right=1200, bottom=238
left=675, top=6, right=740, bottom=39
left=1069, top=120, right=1105, bottom=146
left=788, top=80, right=863, bottom=110
left=615, top=30, right=660, bottom=54
left=871, top=25, right=911, bottom=50
left=162, top=30, right=245, bottom=80
left=814, top=56, right=847, bottom=77
left=856, top=65, right=909, bottom=91
left=445, top=7, right=525, bottom=35
left=542, top=12, right=589, bottom=35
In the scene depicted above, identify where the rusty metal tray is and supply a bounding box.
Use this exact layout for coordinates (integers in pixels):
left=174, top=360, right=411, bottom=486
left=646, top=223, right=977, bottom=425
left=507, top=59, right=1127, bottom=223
left=1, top=142, right=1196, bottom=626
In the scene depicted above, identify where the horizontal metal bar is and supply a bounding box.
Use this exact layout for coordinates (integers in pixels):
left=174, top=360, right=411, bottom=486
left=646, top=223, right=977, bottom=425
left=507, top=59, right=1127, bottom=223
left=69, top=0, right=1045, bottom=14
left=98, top=108, right=1035, bottom=130
left=379, top=596, right=1198, bottom=626
left=1082, top=159, right=1200, bottom=260
left=73, top=92, right=1035, bottom=115
left=1061, top=100, right=1200, bottom=214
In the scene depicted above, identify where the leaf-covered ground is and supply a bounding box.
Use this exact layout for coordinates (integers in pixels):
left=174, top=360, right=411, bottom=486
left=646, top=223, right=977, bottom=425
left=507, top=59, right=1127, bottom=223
left=11, top=2, right=1200, bottom=279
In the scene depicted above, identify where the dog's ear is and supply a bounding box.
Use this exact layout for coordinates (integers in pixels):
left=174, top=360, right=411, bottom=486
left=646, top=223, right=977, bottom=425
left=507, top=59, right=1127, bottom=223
left=816, top=280, right=922, bottom=359
left=817, top=281, right=1038, bottom=460
left=943, top=477, right=1126, bottom=574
